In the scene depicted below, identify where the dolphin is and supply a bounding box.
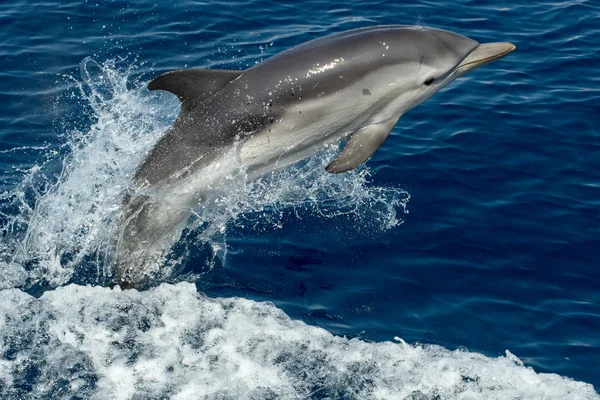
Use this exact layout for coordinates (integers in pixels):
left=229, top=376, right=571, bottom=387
left=114, top=25, right=515, bottom=287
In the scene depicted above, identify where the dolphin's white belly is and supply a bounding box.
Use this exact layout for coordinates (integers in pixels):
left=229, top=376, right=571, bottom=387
left=239, top=71, right=407, bottom=177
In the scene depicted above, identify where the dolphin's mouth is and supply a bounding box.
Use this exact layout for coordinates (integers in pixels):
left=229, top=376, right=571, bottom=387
left=455, top=42, right=516, bottom=72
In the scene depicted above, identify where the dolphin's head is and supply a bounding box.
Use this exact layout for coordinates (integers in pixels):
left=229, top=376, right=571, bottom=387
left=377, top=26, right=515, bottom=112
left=412, top=28, right=516, bottom=87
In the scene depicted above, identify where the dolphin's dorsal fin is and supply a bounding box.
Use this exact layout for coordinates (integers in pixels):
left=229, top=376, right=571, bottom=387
left=148, top=69, right=242, bottom=112
left=326, top=120, right=397, bottom=173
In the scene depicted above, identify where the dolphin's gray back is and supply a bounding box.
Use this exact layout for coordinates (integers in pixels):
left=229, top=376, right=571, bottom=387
left=241, top=25, right=478, bottom=96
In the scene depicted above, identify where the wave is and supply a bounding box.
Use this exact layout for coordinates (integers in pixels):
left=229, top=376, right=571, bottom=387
left=1, top=283, right=596, bottom=399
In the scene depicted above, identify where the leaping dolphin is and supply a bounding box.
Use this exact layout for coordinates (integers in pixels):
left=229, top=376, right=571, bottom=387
left=115, top=25, right=515, bottom=287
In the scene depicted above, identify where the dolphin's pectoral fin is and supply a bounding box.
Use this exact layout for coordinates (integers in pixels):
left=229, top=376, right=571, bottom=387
left=148, top=69, right=243, bottom=112
left=326, top=121, right=396, bottom=173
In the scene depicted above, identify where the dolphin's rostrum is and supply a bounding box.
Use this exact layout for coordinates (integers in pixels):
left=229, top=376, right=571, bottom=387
left=115, top=25, right=515, bottom=287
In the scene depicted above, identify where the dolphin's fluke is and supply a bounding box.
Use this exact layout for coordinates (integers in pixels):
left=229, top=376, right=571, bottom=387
left=326, top=120, right=396, bottom=173
left=149, top=68, right=243, bottom=112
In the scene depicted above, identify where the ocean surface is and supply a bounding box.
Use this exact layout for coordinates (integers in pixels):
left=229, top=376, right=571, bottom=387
left=0, top=0, right=599, bottom=398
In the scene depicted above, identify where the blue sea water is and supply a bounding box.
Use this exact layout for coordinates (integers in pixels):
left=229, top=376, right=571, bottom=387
left=0, top=0, right=599, bottom=398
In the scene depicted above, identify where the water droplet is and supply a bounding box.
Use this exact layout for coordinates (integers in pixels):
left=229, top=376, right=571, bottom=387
left=456, top=345, right=469, bottom=353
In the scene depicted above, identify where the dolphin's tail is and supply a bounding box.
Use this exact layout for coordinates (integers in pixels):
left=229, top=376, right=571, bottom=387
left=114, top=193, right=192, bottom=288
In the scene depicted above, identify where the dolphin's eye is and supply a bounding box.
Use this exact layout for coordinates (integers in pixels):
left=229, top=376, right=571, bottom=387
left=424, top=77, right=435, bottom=86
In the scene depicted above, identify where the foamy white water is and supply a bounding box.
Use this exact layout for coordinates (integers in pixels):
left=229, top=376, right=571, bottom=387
left=0, top=283, right=597, bottom=399
left=0, top=60, right=597, bottom=399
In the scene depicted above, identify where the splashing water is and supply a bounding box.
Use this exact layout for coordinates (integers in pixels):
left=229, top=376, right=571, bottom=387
left=0, top=58, right=409, bottom=292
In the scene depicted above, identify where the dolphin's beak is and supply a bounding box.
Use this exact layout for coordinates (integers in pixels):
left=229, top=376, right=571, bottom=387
left=455, top=42, right=516, bottom=75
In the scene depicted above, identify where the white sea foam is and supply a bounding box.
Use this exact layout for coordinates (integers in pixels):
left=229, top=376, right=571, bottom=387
left=0, top=283, right=597, bottom=399
left=0, top=60, right=597, bottom=398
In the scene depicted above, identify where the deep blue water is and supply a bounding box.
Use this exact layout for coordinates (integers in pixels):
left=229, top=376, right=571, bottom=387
left=1, top=0, right=599, bottom=397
